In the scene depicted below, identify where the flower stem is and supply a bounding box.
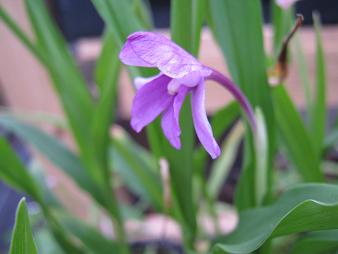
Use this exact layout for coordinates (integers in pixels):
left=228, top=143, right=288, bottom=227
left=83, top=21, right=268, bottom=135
left=207, top=69, right=257, bottom=132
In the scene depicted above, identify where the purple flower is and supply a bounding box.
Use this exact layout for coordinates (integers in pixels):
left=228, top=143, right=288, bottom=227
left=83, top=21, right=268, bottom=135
left=119, top=32, right=256, bottom=159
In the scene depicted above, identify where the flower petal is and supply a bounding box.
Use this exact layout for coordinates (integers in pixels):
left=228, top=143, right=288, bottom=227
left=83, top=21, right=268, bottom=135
left=119, top=32, right=204, bottom=79
left=191, top=81, right=220, bottom=159
left=134, top=74, right=161, bottom=90
left=131, top=74, right=173, bottom=132
left=161, top=87, right=189, bottom=149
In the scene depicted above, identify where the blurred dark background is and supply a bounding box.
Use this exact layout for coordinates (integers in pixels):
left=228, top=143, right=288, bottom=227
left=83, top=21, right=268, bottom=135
left=49, top=0, right=338, bottom=42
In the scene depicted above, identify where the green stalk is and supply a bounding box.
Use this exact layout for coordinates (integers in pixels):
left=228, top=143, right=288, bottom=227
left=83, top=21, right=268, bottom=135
left=103, top=174, right=130, bottom=254
left=0, top=6, right=49, bottom=67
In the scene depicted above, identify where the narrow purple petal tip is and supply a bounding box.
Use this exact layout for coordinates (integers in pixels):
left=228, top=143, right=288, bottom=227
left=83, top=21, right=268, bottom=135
left=191, top=82, right=220, bottom=159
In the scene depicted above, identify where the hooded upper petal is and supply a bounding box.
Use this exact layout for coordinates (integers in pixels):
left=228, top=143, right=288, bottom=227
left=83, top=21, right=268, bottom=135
left=191, top=81, right=220, bottom=159
left=161, top=87, right=189, bottom=149
left=131, top=74, right=173, bottom=132
left=119, top=32, right=205, bottom=79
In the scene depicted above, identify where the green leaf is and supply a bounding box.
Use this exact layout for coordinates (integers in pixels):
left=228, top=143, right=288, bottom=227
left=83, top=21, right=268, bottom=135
left=91, top=0, right=142, bottom=46
left=169, top=0, right=197, bottom=244
left=9, top=198, right=38, bottom=254
left=212, top=102, right=240, bottom=139
left=110, top=127, right=163, bottom=210
left=209, top=0, right=275, bottom=209
left=213, top=184, right=338, bottom=254
left=324, top=129, right=338, bottom=153
left=0, top=138, right=41, bottom=201
left=92, top=30, right=121, bottom=174
left=192, top=0, right=207, bottom=55
left=309, top=13, right=327, bottom=157
left=132, top=0, right=153, bottom=30
left=57, top=213, right=119, bottom=254
left=193, top=102, right=240, bottom=174
left=272, top=85, right=324, bottom=181
left=254, top=108, right=269, bottom=205
left=24, top=0, right=94, bottom=148
left=0, top=137, right=85, bottom=253
left=290, top=230, right=338, bottom=254
left=207, top=122, right=244, bottom=200
left=293, top=35, right=313, bottom=117
left=0, top=116, right=102, bottom=202
left=271, top=2, right=294, bottom=56
left=0, top=6, right=43, bottom=63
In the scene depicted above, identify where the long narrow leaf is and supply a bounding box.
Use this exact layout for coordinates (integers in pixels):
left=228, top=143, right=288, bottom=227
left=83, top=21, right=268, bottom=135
left=309, top=13, right=327, bottom=157
left=207, top=122, right=244, bottom=200
left=272, top=85, right=324, bottom=181
left=0, top=138, right=42, bottom=201
left=169, top=0, right=197, bottom=244
left=209, top=0, right=275, bottom=209
left=57, top=213, right=119, bottom=254
left=0, top=116, right=107, bottom=207
left=110, top=127, right=163, bottom=211
left=9, top=198, right=38, bottom=254
left=92, top=30, right=121, bottom=174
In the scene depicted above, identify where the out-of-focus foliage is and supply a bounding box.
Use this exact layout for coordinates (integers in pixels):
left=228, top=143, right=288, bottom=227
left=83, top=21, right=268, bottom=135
left=0, top=0, right=337, bottom=253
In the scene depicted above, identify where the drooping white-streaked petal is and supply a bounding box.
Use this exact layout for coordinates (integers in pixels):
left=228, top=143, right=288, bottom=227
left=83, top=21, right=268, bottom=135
left=131, top=74, right=173, bottom=132
left=119, top=31, right=205, bottom=79
left=134, top=74, right=161, bottom=90
left=161, top=87, right=189, bottom=149
left=191, top=81, right=220, bottom=159
left=276, top=0, right=299, bottom=9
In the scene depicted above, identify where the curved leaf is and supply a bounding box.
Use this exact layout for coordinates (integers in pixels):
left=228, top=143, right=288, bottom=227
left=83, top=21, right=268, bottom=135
left=290, top=229, right=338, bottom=254
left=213, top=184, right=338, bottom=254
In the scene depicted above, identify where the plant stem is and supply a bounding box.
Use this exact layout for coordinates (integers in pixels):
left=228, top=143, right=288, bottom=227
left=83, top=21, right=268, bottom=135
left=207, top=69, right=257, bottom=132
left=103, top=176, right=130, bottom=254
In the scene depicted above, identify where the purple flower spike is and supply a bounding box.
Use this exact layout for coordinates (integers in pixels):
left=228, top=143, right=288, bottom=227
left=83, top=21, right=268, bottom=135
left=119, top=31, right=256, bottom=159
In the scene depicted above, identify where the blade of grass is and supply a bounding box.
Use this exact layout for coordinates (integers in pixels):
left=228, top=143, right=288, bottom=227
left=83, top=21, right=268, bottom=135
left=0, top=115, right=103, bottom=204
left=0, top=138, right=42, bottom=202
left=293, top=36, right=313, bottom=118
left=0, top=138, right=85, bottom=253
left=272, top=85, right=324, bottom=181
left=110, top=128, right=163, bottom=211
left=23, top=0, right=108, bottom=184
left=92, top=30, right=121, bottom=178
left=254, top=108, right=269, bottom=205
left=309, top=13, right=327, bottom=157
left=192, top=0, right=207, bottom=56
left=9, top=198, right=38, bottom=254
